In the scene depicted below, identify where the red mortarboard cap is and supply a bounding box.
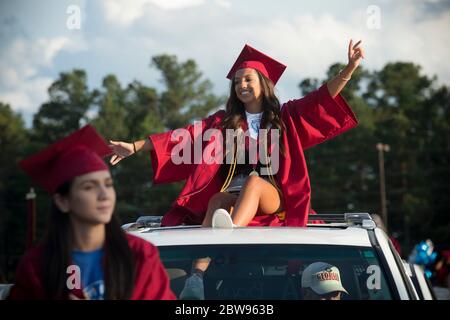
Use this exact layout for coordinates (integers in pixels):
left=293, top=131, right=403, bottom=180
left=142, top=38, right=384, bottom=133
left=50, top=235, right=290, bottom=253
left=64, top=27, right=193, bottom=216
left=226, top=44, right=287, bottom=85
left=20, top=125, right=112, bottom=194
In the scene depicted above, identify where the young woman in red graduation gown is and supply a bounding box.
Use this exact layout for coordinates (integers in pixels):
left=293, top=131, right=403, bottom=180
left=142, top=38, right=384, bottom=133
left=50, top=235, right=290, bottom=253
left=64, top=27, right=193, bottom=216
left=8, top=125, right=175, bottom=300
left=109, top=40, right=364, bottom=229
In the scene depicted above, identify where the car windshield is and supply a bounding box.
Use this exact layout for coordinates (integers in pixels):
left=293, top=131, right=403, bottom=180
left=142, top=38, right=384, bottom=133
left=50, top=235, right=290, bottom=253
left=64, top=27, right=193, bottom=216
left=159, top=244, right=394, bottom=300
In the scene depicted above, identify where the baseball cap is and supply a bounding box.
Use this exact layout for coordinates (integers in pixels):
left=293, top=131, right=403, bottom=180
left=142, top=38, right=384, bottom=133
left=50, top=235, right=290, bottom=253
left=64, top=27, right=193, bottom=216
left=301, top=262, right=348, bottom=295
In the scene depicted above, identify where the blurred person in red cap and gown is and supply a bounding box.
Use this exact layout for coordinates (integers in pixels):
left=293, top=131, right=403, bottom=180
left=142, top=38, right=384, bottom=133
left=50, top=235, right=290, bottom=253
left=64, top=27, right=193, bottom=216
left=110, top=40, right=363, bottom=230
left=7, top=125, right=175, bottom=300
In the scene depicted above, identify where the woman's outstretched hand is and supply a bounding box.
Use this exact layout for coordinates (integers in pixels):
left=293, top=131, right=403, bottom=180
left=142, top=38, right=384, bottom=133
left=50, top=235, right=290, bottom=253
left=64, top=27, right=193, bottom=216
left=109, top=140, right=134, bottom=166
left=326, top=39, right=365, bottom=97
left=348, top=39, right=365, bottom=69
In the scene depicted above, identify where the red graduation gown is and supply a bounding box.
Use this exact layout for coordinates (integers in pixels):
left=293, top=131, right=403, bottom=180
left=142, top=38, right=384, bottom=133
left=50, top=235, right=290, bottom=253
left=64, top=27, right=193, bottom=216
left=7, top=234, right=176, bottom=300
left=149, top=84, right=358, bottom=227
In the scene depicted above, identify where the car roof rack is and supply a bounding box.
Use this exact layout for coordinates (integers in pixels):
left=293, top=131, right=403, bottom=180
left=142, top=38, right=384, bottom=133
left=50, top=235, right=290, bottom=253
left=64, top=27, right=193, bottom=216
left=122, top=215, right=164, bottom=231
left=122, top=212, right=377, bottom=231
left=308, top=213, right=376, bottom=229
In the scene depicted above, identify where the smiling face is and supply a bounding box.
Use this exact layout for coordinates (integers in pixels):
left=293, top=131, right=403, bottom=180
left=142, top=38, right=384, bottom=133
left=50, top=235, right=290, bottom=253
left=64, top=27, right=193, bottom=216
left=234, top=68, right=263, bottom=108
left=55, top=170, right=116, bottom=226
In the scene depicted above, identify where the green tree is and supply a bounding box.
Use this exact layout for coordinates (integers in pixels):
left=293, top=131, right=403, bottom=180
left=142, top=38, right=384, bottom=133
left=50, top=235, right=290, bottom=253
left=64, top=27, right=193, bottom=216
left=151, top=54, right=225, bottom=129
left=364, top=63, right=437, bottom=249
left=123, top=80, right=162, bottom=138
left=92, top=75, right=128, bottom=139
left=0, top=102, right=29, bottom=279
left=32, top=69, right=96, bottom=144
left=421, top=85, right=450, bottom=245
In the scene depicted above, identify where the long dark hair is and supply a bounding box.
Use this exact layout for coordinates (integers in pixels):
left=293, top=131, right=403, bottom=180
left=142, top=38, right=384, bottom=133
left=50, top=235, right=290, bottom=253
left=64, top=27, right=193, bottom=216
left=220, top=69, right=285, bottom=155
left=42, top=180, right=135, bottom=299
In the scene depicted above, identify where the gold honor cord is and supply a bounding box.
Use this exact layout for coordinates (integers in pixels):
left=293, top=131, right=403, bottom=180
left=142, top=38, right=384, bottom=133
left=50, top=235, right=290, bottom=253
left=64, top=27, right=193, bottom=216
left=219, top=131, right=285, bottom=220
left=220, top=131, right=281, bottom=194
left=220, top=140, right=237, bottom=192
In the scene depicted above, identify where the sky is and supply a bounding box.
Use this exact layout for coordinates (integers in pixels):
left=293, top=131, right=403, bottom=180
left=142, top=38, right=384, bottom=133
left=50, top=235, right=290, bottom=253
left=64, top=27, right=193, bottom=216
left=1, top=0, right=449, bottom=126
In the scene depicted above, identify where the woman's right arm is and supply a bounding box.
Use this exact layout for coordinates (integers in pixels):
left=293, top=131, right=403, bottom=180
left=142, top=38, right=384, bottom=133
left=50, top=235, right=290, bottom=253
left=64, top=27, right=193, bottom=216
left=109, top=138, right=154, bottom=166
left=110, top=110, right=225, bottom=182
left=134, top=139, right=153, bottom=153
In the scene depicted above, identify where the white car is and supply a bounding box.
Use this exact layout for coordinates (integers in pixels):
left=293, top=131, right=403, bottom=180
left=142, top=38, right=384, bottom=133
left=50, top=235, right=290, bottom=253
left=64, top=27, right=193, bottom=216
left=403, top=261, right=436, bottom=300
left=124, top=213, right=422, bottom=300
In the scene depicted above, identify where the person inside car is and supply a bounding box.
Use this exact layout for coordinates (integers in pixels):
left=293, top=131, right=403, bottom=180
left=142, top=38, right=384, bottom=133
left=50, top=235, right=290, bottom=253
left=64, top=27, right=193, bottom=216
left=301, top=262, right=348, bottom=300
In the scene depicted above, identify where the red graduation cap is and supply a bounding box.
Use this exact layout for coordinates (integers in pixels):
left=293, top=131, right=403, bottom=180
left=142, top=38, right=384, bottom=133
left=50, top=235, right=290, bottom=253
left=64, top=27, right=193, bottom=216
left=226, top=44, right=287, bottom=85
left=20, top=125, right=112, bottom=194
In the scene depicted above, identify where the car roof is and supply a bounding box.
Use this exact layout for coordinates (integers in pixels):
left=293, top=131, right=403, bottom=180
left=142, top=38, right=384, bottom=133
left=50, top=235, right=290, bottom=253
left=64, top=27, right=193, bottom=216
left=128, top=226, right=373, bottom=247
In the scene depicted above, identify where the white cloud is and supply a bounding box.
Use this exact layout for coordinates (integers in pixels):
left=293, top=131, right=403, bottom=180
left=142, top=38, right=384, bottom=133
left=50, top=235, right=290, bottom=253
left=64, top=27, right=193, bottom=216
left=350, top=1, right=450, bottom=85
left=101, top=0, right=149, bottom=27
left=0, top=36, right=85, bottom=117
left=0, top=77, right=53, bottom=112
left=0, top=91, right=31, bottom=109
left=222, top=4, right=450, bottom=100
left=151, top=0, right=205, bottom=10
left=101, top=0, right=205, bottom=27
left=92, top=1, right=450, bottom=104
left=257, top=14, right=355, bottom=79
left=34, top=37, right=72, bottom=66
left=0, top=67, right=20, bottom=88
left=215, top=0, right=231, bottom=9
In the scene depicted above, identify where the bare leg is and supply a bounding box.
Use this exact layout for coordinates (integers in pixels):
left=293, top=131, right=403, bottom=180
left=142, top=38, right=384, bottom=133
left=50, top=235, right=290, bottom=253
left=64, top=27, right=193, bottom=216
left=202, top=192, right=238, bottom=227
left=231, top=175, right=283, bottom=226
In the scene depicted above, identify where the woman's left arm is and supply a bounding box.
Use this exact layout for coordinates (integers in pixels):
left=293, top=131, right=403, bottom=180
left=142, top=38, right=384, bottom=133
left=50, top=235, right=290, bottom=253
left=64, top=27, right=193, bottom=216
left=281, top=39, right=362, bottom=150
left=327, top=39, right=365, bottom=98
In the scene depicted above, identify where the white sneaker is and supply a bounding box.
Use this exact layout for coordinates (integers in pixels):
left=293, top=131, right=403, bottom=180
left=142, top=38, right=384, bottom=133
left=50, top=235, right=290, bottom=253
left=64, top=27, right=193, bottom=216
left=179, top=273, right=205, bottom=300
left=212, top=209, right=235, bottom=229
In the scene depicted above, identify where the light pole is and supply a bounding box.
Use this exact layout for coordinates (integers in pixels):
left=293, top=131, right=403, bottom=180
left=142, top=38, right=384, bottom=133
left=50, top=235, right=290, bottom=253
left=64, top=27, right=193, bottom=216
left=26, top=188, right=36, bottom=249
left=376, top=143, right=390, bottom=232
